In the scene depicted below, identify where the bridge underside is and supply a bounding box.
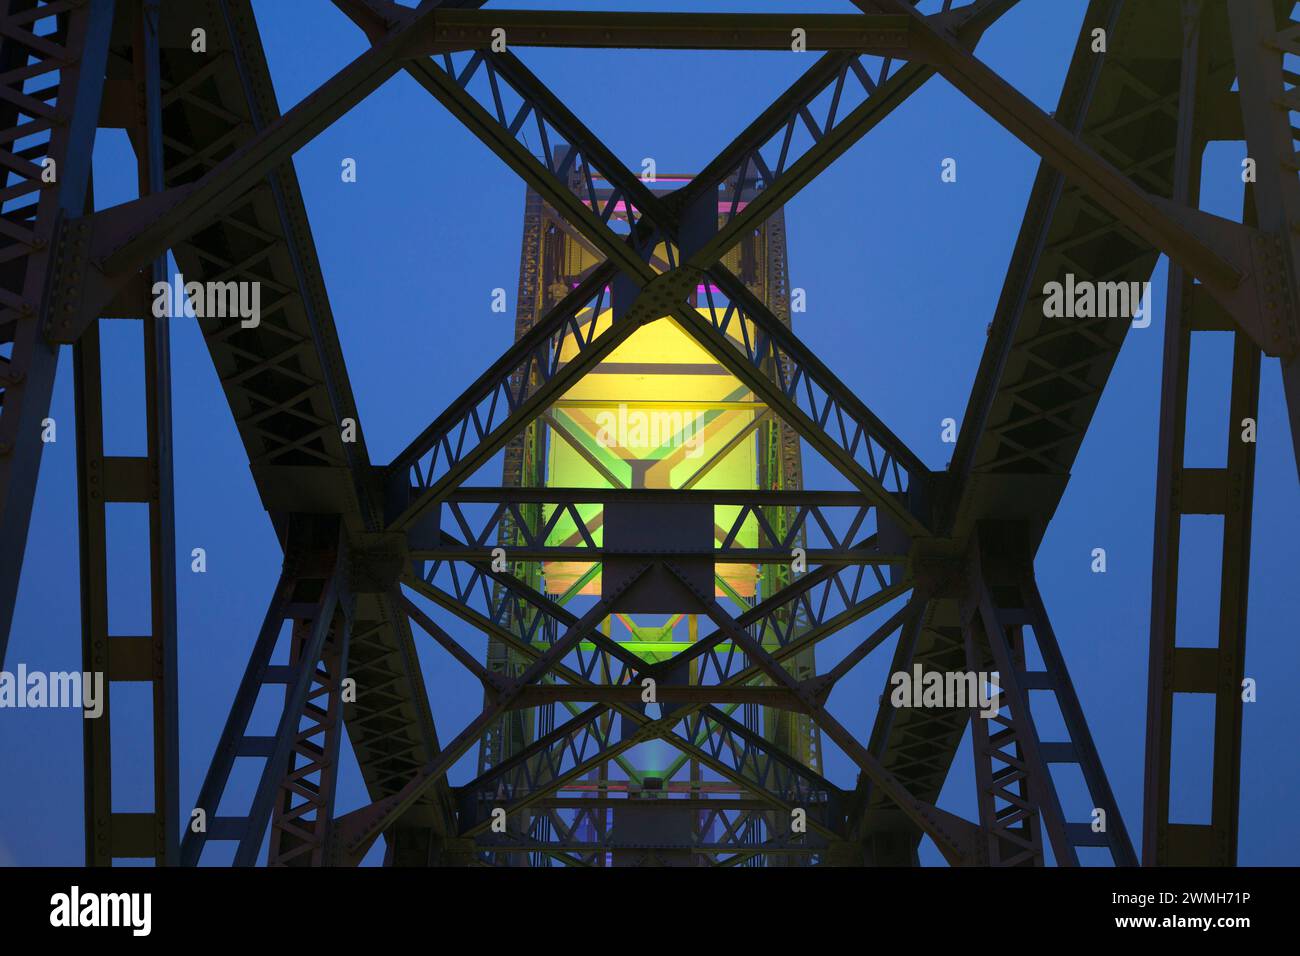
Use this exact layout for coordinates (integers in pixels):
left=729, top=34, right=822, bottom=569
left=0, top=0, right=1294, bottom=866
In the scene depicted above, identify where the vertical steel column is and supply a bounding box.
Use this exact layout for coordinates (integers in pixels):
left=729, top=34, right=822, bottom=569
left=74, top=0, right=178, bottom=867
left=0, top=0, right=114, bottom=661
left=477, top=184, right=555, bottom=865
left=1144, top=0, right=1261, bottom=866
left=1018, top=577, right=1137, bottom=866
left=72, top=316, right=112, bottom=864
left=267, top=609, right=353, bottom=866
left=965, top=523, right=1136, bottom=866
left=752, top=200, right=819, bottom=866
left=181, top=521, right=349, bottom=866
left=1228, top=0, right=1300, bottom=477
left=139, top=0, right=179, bottom=868
left=961, top=585, right=1047, bottom=866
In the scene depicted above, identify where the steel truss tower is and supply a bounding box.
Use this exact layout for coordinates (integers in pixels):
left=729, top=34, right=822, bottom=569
left=0, top=0, right=1295, bottom=867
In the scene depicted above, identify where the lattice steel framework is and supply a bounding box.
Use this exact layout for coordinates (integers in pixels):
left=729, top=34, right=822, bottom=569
left=0, top=0, right=1295, bottom=866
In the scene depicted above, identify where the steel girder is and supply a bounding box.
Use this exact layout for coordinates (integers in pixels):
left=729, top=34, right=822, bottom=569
left=155, top=0, right=454, bottom=848
left=1143, top=1, right=1272, bottom=867
left=0, top=0, right=114, bottom=663
left=181, top=518, right=354, bottom=866
left=476, top=804, right=830, bottom=866
left=414, top=487, right=894, bottom=566
left=855, top=615, right=971, bottom=862
left=73, top=0, right=180, bottom=866
left=413, top=536, right=911, bottom=685
left=960, top=525, right=1136, bottom=867
left=858, top=0, right=1147, bottom=855
left=403, top=558, right=897, bottom=844
left=1228, top=0, right=1300, bottom=475
left=868, top=0, right=1292, bottom=351
left=942, top=0, right=1136, bottom=530
left=451, top=702, right=843, bottom=847
left=371, top=2, right=1024, bottom=540
left=266, top=604, right=354, bottom=866
left=405, top=563, right=871, bottom=834
left=390, top=546, right=967, bottom=858
left=659, top=567, right=982, bottom=866
left=947, top=0, right=1290, bottom=533
left=865, top=0, right=1294, bottom=869
left=857, top=0, right=1285, bottom=863
left=2, top=0, right=455, bottom=861
left=329, top=567, right=653, bottom=864
left=850, top=522, right=1138, bottom=867
left=83, top=1, right=472, bottom=286
left=415, top=10, right=924, bottom=56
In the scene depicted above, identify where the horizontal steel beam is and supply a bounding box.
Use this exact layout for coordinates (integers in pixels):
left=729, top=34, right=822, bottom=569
left=420, top=488, right=895, bottom=564
left=422, top=11, right=921, bottom=54
left=509, top=685, right=808, bottom=710
left=477, top=841, right=821, bottom=855
left=448, top=486, right=873, bottom=507
left=523, top=798, right=786, bottom=811
left=417, top=546, right=897, bottom=565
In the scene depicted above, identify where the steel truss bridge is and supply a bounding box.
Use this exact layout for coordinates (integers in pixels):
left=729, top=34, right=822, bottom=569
left=0, top=0, right=1296, bottom=867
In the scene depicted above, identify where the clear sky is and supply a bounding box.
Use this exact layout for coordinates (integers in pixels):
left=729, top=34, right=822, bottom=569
left=0, top=0, right=1296, bottom=866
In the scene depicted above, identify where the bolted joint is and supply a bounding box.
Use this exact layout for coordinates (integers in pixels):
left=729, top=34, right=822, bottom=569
left=41, top=214, right=99, bottom=346
left=909, top=550, right=968, bottom=601
left=333, top=0, right=410, bottom=46
left=347, top=532, right=409, bottom=593
left=1250, top=229, right=1300, bottom=358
